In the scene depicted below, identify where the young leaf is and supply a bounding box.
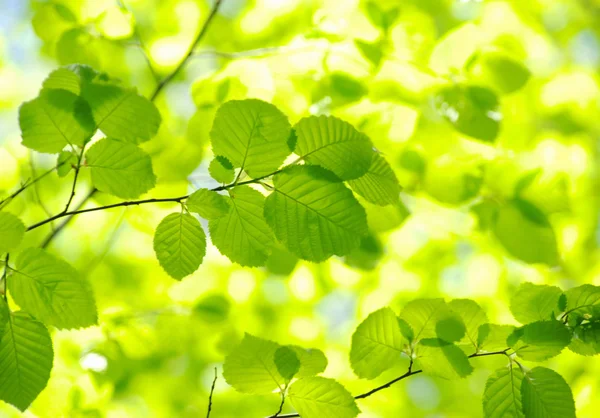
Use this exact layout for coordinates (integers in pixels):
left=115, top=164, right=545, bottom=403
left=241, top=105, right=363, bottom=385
left=153, top=213, right=206, bottom=280
left=294, top=115, right=374, bottom=180
left=564, top=284, right=600, bottom=321
left=9, top=248, right=98, bottom=329
left=223, top=333, right=284, bottom=394
left=288, top=376, right=360, bottom=418
left=210, top=99, right=292, bottom=178
left=416, top=338, right=474, bottom=380
left=350, top=307, right=406, bottom=379
left=86, top=138, right=156, bottom=199
left=186, top=189, right=230, bottom=220
left=347, top=153, right=401, bottom=206
left=510, top=283, right=563, bottom=324
left=274, top=346, right=301, bottom=382
left=209, top=186, right=274, bottom=267
left=264, top=165, right=368, bottom=262
left=82, top=82, right=161, bottom=144
left=0, top=311, right=54, bottom=411
left=511, top=321, right=571, bottom=361
left=19, top=89, right=95, bottom=153
left=398, top=298, right=449, bottom=343
left=477, top=324, right=516, bottom=352
left=483, top=365, right=525, bottom=418
left=493, top=202, right=559, bottom=265
left=56, top=150, right=77, bottom=177
left=521, top=367, right=576, bottom=418
left=208, top=156, right=235, bottom=184
left=448, top=299, right=488, bottom=348
left=0, top=212, right=26, bottom=253
left=289, top=346, right=328, bottom=377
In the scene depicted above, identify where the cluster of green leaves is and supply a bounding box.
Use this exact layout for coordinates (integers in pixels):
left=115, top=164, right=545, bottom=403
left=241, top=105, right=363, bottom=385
left=222, top=281, right=600, bottom=418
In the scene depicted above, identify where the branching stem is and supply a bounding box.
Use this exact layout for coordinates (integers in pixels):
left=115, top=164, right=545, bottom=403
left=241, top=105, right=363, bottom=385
left=206, top=367, right=218, bottom=418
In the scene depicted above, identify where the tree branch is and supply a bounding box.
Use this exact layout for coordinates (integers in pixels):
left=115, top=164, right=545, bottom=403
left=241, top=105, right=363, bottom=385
left=206, top=367, right=218, bottom=418
left=63, top=145, right=86, bottom=213
left=150, top=0, right=224, bottom=101
left=272, top=349, right=511, bottom=418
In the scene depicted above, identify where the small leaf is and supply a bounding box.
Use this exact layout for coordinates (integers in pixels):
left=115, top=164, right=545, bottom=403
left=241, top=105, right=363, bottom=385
left=223, top=333, right=283, bottom=394
left=348, top=153, right=401, bottom=206
left=57, top=150, right=78, bottom=177
left=9, top=248, right=97, bottom=329
left=510, top=283, right=563, bottom=324
left=477, top=324, right=516, bottom=352
left=350, top=307, right=406, bottom=379
left=209, top=186, right=274, bottom=267
left=208, top=156, right=235, bottom=184
left=186, top=189, right=230, bottom=220
left=569, top=322, right=600, bottom=356
left=398, top=298, right=449, bottom=343
left=274, top=346, right=300, bottom=382
left=0, top=312, right=54, bottom=411
left=564, top=284, right=600, bottom=322
left=448, top=299, right=488, bottom=348
left=416, top=338, right=474, bottom=380
left=0, top=212, right=26, bottom=253
left=483, top=365, right=525, bottom=418
left=289, top=346, right=328, bottom=377
left=288, top=377, right=360, bottom=418
left=153, top=213, right=206, bottom=280
left=264, top=166, right=368, bottom=262
left=19, top=89, right=95, bottom=153
left=294, top=115, right=374, bottom=180
left=355, top=39, right=383, bottom=67
left=86, top=138, right=156, bottom=199
left=467, top=50, right=531, bottom=95
left=193, top=294, right=230, bottom=323
left=521, top=367, right=576, bottom=418
left=210, top=99, right=292, bottom=178
left=82, top=81, right=161, bottom=144
left=435, top=315, right=466, bottom=343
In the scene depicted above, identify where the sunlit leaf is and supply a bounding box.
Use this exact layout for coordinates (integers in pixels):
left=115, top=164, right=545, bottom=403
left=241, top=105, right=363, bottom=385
left=348, top=153, right=401, bottom=206
left=521, top=367, right=576, bottom=418
left=0, top=212, right=26, bottom=253
left=186, top=189, right=230, bottom=220
left=288, top=377, right=360, bottom=418
left=483, top=365, right=525, bottom=418
left=510, top=283, right=563, bottom=324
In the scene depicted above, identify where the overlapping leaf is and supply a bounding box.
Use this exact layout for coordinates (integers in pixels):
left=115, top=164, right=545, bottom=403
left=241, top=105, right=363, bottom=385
left=288, top=377, right=360, bottom=418
left=186, top=189, right=230, bottom=220
left=510, top=283, right=563, bottom=324
left=483, top=365, right=525, bottom=418
left=521, top=367, right=576, bottom=418
left=0, top=212, right=26, bottom=253
left=347, top=152, right=401, bottom=206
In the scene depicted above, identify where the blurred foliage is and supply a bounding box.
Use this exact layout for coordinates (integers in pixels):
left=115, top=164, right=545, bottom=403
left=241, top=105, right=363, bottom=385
left=1, top=0, right=600, bottom=416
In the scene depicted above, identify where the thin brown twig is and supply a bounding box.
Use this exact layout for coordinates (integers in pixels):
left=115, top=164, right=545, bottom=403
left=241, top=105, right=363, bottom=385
left=206, top=367, right=218, bottom=418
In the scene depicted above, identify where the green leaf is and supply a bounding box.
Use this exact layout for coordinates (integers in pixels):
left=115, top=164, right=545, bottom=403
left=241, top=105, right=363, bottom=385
left=9, top=248, right=97, bottom=329
left=350, top=307, right=406, bottom=379
left=186, top=189, right=230, bottom=220
left=477, top=324, right=516, bottom=352
left=86, top=138, right=156, bottom=199
left=209, top=186, right=274, bottom=267
left=274, top=346, right=300, bottom=382
left=19, top=89, right=95, bottom=153
left=288, top=376, right=360, bottom=418
left=294, top=116, right=374, bottom=180
left=192, top=294, right=230, bottom=323
left=42, top=67, right=82, bottom=95
left=56, top=29, right=100, bottom=68
left=416, top=338, right=474, bottom=380
left=222, top=333, right=284, bottom=394
left=56, top=150, right=77, bottom=177
left=493, top=202, right=559, bottom=265
left=210, top=99, right=292, bottom=178
left=347, top=153, right=401, bottom=206
left=435, top=315, right=466, bottom=343
left=564, top=284, right=600, bottom=321
left=153, top=213, right=206, bottom=280
left=398, top=298, right=449, bottom=343
left=510, top=283, right=563, bottom=324
left=81, top=81, right=161, bottom=144
left=354, top=39, right=383, bottom=67
left=264, top=165, right=368, bottom=262
left=434, top=84, right=501, bottom=143
left=521, top=367, right=576, bottom=418
left=208, top=156, right=235, bottom=184
left=448, top=299, right=488, bottom=348
left=483, top=365, right=525, bottom=418
left=289, top=346, right=328, bottom=377
left=510, top=321, right=571, bottom=361
left=0, top=312, right=53, bottom=411
left=0, top=212, right=26, bottom=253
left=467, top=50, right=531, bottom=95
left=569, top=322, right=600, bottom=356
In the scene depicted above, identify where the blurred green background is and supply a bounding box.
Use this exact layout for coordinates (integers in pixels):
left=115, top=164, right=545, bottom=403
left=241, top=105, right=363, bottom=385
left=1, top=0, right=600, bottom=416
